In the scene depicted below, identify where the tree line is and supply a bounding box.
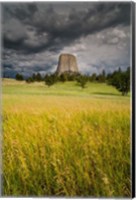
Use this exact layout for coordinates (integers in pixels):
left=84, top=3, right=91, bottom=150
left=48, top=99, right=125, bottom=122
left=15, top=67, right=130, bottom=96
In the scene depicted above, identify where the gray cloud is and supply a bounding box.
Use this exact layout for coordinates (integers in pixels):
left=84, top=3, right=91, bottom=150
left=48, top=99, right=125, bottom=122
left=3, top=2, right=131, bottom=52
left=2, top=2, right=131, bottom=77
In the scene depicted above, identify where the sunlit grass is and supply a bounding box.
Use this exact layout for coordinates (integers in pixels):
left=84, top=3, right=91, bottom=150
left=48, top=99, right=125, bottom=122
left=2, top=79, right=130, bottom=197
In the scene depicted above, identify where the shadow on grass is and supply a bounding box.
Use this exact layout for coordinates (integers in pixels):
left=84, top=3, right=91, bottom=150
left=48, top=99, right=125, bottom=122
left=93, top=92, right=121, bottom=96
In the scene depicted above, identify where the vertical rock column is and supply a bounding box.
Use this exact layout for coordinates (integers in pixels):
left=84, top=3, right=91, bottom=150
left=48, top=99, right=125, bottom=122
left=56, top=54, right=79, bottom=75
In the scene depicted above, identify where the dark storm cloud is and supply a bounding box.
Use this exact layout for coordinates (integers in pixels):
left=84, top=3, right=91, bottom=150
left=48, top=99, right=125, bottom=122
left=32, top=64, right=55, bottom=72
left=3, top=3, right=38, bottom=21
left=3, top=63, right=18, bottom=78
left=3, top=2, right=131, bottom=54
left=3, top=62, right=56, bottom=78
left=2, top=2, right=131, bottom=77
left=3, top=63, right=14, bottom=69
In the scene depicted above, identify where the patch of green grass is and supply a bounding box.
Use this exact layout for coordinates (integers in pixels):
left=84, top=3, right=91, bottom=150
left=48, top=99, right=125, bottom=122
left=3, top=79, right=124, bottom=97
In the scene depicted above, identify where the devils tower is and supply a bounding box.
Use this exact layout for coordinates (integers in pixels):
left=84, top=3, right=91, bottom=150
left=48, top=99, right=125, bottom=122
left=56, top=54, right=79, bottom=75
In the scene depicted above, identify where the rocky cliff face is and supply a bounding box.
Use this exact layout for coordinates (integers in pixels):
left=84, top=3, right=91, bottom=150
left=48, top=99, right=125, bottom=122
left=56, top=54, right=79, bottom=75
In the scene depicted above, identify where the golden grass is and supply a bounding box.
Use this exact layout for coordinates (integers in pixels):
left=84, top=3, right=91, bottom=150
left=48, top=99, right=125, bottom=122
left=2, top=81, right=131, bottom=197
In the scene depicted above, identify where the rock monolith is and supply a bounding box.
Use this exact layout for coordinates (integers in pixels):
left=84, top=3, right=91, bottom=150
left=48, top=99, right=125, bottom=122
left=56, top=54, right=79, bottom=75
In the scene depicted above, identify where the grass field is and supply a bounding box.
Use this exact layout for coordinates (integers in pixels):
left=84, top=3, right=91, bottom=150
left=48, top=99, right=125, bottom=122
left=2, top=79, right=131, bottom=197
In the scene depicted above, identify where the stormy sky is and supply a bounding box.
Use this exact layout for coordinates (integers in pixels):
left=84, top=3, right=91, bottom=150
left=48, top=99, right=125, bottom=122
left=2, top=2, right=131, bottom=78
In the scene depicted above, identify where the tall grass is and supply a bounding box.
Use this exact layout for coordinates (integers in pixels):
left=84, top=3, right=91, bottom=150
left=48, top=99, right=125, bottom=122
left=2, top=80, right=130, bottom=197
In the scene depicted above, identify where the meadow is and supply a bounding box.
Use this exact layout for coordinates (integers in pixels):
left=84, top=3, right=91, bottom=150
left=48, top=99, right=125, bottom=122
left=2, top=79, right=131, bottom=197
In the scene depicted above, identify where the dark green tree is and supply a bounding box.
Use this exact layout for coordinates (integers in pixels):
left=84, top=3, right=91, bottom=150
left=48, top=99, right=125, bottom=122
left=76, top=75, right=88, bottom=88
left=89, top=73, right=97, bottom=82
left=109, top=67, right=130, bottom=96
left=45, top=74, right=57, bottom=87
left=32, top=73, right=36, bottom=81
left=96, top=70, right=106, bottom=83
left=15, top=73, right=24, bottom=81
left=26, top=77, right=34, bottom=83
left=36, top=73, right=42, bottom=81
left=59, top=73, right=68, bottom=82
